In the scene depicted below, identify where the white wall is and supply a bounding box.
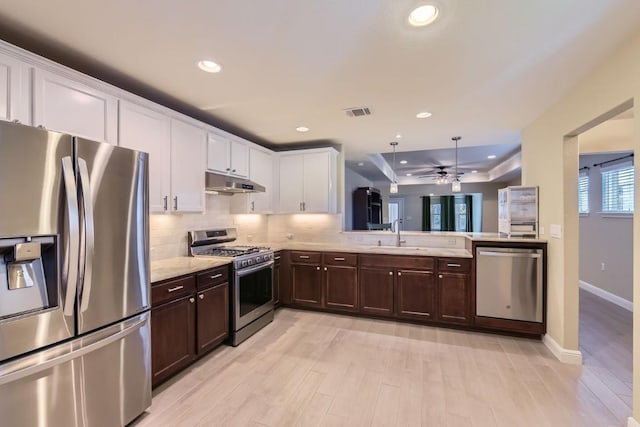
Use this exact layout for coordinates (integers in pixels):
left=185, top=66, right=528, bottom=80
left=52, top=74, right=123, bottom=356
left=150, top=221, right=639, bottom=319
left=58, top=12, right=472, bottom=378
left=579, top=153, right=633, bottom=301
left=521, top=26, right=640, bottom=419
left=344, top=167, right=374, bottom=230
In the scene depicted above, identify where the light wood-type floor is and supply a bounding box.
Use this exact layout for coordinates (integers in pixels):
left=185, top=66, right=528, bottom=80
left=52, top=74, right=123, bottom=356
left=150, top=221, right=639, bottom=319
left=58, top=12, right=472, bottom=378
left=133, top=298, right=632, bottom=427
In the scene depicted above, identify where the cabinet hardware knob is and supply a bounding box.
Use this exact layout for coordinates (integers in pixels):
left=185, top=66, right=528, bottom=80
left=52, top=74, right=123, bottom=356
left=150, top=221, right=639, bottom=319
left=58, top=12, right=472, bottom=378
left=12, top=119, right=20, bottom=124
left=37, top=125, right=46, bottom=129
left=167, top=285, right=184, bottom=293
left=189, top=297, right=195, bottom=303
left=398, top=272, right=402, bottom=276
left=438, top=274, right=443, bottom=279
left=226, top=168, right=231, bottom=171
left=199, top=294, right=204, bottom=300
left=324, top=267, right=327, bottom=271
left=232, top=169, right=236, bottom=172
left=210, top=273, right=223, bottom=279
left=316, top=266, right=320, bottom=271
left=389, top=271, right=393, bottom=276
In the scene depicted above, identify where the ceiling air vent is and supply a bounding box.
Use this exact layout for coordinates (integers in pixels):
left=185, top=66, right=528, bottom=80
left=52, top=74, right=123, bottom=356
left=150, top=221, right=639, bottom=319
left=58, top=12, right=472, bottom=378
left=344, top=106, right=372, bottom=117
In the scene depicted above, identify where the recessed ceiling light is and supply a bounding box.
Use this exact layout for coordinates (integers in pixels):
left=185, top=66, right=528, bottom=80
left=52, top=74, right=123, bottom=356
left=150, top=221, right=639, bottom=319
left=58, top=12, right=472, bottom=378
left=357, top=162, right=364, bottom=166
left=400, top=160, right=408, bottom=164
left=487, top=155, right=496, bottom=159
left=429, top=193, right=435, bottom=196
left=296, top=126, right=310, bottom=132
left=408, top=5, right=439, bottom=27
left=471, top=170, right=478, bottom=173
left=396, top=134, right=402, bottom=139
left=406, top=173, right=412, bottom=177
left=197, top=60, right=222, bottom=73
left=416, top=111, right=432, bottom=119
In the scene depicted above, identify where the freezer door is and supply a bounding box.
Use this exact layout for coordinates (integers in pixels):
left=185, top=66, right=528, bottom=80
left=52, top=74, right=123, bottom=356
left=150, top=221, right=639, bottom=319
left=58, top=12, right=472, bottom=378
left=0, top=122, right=75, bottom=361
left=0, top=312, right=151, bottom=427
left=75, top=137, right=150, bottom=334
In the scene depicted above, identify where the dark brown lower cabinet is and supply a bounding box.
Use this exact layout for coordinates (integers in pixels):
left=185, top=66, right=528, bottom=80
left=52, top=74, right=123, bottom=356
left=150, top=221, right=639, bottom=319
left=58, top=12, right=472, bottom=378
left=437, top=272, right=469, bottom=324
left=396, top=268, right=436, bottom=321
left=291, top=263, right=323, bottom=307
left=358, top=266, right=395, bottom=317
left=151, top=295, right=195, bottom=387
left=324, top=265, right=358, bottom=312
left=196, top=283, right=229, bottom=355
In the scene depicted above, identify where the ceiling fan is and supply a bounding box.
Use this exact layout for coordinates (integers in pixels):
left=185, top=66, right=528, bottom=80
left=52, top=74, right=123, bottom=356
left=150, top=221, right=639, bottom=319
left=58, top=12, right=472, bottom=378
left=416, top=165, right=464, bottom=180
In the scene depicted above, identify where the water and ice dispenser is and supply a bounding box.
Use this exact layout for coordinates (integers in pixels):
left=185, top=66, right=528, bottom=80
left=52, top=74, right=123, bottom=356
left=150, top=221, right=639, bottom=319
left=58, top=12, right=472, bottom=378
left=0, top=236, right=56, bottom=319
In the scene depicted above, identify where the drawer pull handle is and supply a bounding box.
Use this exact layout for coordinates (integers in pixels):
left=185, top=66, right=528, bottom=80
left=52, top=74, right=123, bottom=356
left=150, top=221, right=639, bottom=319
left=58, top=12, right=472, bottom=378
left=334, top=257, right=345, bottom=261
left=210, top=273, right=223, bottom=279
left=167, top=285, right=184, bottom=293
left=447, top=263, right=461, bottom=268
left=299, top=255, right=310, bottom=259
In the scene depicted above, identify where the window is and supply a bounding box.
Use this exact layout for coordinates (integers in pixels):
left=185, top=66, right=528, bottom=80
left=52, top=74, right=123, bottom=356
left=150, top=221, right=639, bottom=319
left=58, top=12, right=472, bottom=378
left=431, top=203, right=441, bottom=230
left=601, top=163, right=634, bottom=213
left=429, top=195, right=472, bottom=232
left=578, top=172, right=589, bottom=214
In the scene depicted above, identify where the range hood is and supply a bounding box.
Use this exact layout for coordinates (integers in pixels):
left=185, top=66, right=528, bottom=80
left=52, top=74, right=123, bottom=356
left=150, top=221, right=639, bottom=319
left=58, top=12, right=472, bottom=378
left=205, top=172, right=265, bottom=194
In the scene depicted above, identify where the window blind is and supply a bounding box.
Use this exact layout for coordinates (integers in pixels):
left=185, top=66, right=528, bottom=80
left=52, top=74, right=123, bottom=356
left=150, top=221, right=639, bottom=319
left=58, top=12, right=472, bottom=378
left=578, top=172, right=589, bottom=214
left=601, top=163, right=634, bottom=213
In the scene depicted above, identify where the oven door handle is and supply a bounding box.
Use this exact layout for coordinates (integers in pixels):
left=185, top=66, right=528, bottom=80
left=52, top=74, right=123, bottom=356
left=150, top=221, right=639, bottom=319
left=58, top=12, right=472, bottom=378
left=236, top=260, right=274, bottom=277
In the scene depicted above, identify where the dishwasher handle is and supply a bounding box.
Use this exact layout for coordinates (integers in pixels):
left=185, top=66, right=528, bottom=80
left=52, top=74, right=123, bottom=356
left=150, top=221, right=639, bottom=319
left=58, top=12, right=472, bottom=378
left=477, top=250, right=541, bottom=259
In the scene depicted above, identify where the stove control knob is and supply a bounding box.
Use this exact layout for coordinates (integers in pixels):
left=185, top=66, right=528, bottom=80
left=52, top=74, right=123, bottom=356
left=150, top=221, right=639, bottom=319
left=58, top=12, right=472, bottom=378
left=265, top=253, right=272, bottom=260
left=241, top=260, right=248, bottom=268
left=248, top=259, right=254, bottom=265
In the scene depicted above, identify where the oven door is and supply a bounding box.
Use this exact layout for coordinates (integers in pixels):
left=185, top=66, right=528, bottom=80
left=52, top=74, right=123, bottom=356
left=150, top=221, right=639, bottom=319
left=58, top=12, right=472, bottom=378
left=234, top=261, right=274, bottom=330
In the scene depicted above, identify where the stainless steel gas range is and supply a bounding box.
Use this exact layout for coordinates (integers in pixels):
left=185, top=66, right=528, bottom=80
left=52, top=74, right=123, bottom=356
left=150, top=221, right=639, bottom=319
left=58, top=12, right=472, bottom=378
left=188, top=228, right=274, bottom=346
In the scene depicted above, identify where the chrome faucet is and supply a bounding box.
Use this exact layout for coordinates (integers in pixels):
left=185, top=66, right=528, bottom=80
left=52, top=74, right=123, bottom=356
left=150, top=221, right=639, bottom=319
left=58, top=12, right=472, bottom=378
left=392, top=219, right=406, bottom=247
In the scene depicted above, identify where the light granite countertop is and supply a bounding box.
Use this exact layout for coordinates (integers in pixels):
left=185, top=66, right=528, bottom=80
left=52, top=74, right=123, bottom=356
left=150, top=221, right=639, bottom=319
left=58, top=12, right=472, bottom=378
left=151, top=257, right=231, bottom=283
left=264, top=242, right=472, bottom=258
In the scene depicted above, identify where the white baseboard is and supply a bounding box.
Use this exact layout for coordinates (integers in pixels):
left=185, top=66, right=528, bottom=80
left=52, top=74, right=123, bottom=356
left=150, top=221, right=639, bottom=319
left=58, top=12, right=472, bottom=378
left=628, top=416, right=640, bottom=427
left=543, top=334, right=583, bottom=364
left=579, top=280, right=633, bottom=312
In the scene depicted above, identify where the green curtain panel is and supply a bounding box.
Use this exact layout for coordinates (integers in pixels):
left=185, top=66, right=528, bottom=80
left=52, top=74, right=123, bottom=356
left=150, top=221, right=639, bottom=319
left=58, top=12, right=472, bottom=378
left=421, top=196, right=431, bottom=231
left=441, top=195, right=455, bottom=231
left=465, top=195, right=473, bottom=232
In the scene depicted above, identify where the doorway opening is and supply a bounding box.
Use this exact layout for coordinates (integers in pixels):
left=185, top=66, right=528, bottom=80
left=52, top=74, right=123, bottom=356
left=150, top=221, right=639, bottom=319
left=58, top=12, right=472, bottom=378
left=570, top=104, right=634, bottom=421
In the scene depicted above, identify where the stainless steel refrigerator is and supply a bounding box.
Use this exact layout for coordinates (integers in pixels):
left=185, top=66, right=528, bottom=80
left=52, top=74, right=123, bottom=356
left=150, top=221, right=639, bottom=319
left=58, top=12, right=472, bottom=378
left=0, top=122, right=151, bottom=426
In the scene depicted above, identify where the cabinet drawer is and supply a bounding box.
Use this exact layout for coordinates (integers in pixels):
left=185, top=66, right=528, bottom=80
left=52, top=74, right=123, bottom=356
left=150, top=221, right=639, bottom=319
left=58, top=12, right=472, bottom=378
left=323, top=252, right=357, bottom=267
left=197, top=266, right=229, bottom=290
left=290, top=251, right=322, bottom=264
left=437, top=258, right=471, bottom=273
left=359, top=254, right=434, bottom=270
left=152, top=276, right=196, bottom=306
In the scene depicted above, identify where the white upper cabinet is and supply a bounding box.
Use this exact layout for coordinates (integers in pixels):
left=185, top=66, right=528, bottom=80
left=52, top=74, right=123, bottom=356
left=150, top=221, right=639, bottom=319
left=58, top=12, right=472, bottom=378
left=207, top=133, right=249, bottom=178
left=33, top=68, right=117, bottom=144
left=171, top=119, right=206, bottom=213
left=0, top=51, right=30, bottom=124
left=231, top=148, right=274, bottom=214
left=278, top=148, right=338, bottom=214
left=118, top=100, right=171, bottom=213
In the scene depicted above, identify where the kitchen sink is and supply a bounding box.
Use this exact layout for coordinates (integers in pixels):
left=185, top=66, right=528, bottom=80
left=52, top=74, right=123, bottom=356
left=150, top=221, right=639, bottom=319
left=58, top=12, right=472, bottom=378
left=367, top=245, right=425, bottom=250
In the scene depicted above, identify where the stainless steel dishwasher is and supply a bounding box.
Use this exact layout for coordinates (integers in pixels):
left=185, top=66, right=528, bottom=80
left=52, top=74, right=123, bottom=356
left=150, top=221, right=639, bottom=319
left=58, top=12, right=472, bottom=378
left=476, top=247, right=543, bottom=322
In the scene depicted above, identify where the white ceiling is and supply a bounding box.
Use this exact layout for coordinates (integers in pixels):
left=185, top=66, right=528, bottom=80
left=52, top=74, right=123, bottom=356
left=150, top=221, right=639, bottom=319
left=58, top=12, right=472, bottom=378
left=1, top=0, right=639, bottom=163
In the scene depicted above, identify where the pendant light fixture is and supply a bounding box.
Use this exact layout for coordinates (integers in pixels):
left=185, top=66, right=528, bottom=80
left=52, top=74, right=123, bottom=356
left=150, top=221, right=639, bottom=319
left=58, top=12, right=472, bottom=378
left=451, top=136, right=462, bottom=193
left=390, top=141, right=399, bottom=194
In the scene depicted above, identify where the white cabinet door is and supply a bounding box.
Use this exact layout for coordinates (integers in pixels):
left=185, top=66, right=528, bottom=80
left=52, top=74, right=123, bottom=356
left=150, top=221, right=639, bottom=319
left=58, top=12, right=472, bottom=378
left=303, top=152, right=332, bottom=213
left=207, top=133, right=231, bottom=174
left=33, top=68, right=117, bottom=144
left=230, top=140, right=249, bottom=177
left=279, top=154, right=304, bottom=213
left=0, top=51, right=30, bottom=124
left=171, top=119, right=206, bottom=213
left=118, top=100, right=171, bottom=213
left=249, top=149, right=273, bottom=212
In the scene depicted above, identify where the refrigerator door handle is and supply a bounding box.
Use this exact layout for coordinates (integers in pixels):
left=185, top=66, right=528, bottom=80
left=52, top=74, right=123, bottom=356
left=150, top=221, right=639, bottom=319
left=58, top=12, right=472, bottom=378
left=0, top=314, right=148, bottom=386
left=78, top=157, right=95, bottom=313
left=62, top=156, right=80, bottom=317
